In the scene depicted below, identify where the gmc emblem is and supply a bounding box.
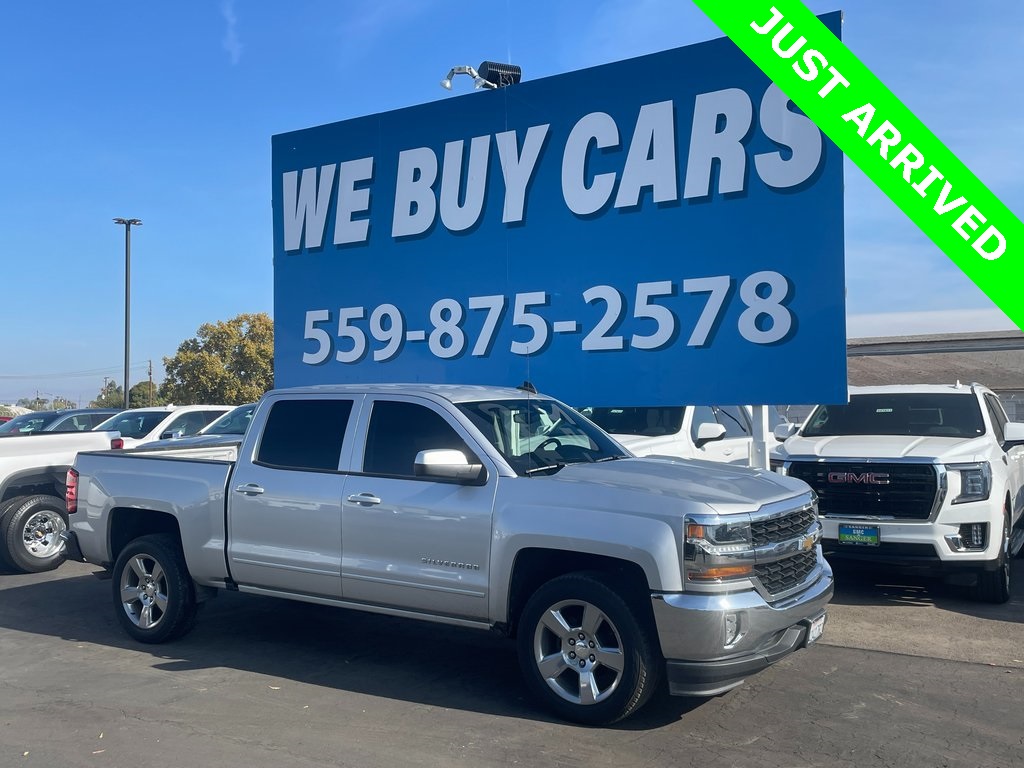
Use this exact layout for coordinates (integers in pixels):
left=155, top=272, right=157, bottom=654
left=827, top=471, right=890, bottom=485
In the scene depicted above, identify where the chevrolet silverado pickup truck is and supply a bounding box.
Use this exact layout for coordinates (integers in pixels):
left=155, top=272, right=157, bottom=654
left=0, top=430, right=120, bottom=572
left=65, top=384, right=832, bottom=724
left=773, top=383, right=1024, bottom=603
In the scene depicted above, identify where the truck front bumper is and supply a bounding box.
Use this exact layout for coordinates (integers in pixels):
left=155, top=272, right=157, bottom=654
left=651, top=558, right=833, bottom=697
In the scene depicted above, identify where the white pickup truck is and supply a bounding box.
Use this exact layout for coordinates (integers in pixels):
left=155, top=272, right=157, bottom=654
left=0, top=430, right=120, bottom=572
left=773, top=383, right=1024, bottom=603
left=65, top=384, right=832, bottom=724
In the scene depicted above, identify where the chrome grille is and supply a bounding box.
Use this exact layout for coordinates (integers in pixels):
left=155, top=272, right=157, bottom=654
left=755, top=550, right=818, bottom=595
left=751, top=506, right=817, bottom=546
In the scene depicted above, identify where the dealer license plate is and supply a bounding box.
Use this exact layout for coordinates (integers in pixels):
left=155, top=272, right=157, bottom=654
left=838, top=523, right=880, bottom=546
left=807, top=614, right=826, bottom=645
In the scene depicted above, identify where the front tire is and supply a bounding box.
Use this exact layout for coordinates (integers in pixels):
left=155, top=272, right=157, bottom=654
left=517, top=572, right=662, bottom=725
left=973, top=511, right=1011, bottom=604
left=112, top=534, right=198, bottom=643
left=0, top=495, right=68, bottom=573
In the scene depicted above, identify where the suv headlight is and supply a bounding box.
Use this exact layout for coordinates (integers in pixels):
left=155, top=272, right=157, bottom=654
left=684, top=513, right=753, bottom=583
left=947, top=462, right=991, bottom=504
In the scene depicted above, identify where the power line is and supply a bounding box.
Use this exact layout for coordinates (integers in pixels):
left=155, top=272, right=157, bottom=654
left=0, top=362, right=151, bottom=380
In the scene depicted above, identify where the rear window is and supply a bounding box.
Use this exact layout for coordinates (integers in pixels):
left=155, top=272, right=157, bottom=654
left=256, top=399, right=353, bottom=471
left=802, top=393, right=985, bottom=438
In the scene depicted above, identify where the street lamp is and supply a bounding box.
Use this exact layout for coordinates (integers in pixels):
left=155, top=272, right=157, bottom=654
left=113, top=217, right=142, bottom=409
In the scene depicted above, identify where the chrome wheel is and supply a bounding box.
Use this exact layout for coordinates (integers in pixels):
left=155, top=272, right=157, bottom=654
left=20, top=509, right=67, bottom=560
left=532, top=598, right=625, bottom=706
left=119, top=553, right=169, bottom=630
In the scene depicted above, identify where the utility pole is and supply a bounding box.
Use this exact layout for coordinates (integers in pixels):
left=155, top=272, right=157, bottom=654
left=148, top=360, right=154, bottom=406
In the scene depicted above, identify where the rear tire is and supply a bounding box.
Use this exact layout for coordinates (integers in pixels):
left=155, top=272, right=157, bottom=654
left=0, top=495, right=68, bottom=573
left=973, top=511, right=1011, bottom=604
left=517, top=572, right=662, bottom=725
left=112, top=534, right=198, bottom=643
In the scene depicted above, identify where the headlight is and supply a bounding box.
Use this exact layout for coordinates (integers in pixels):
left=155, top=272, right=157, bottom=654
left=684, top=513, right=753, bottom=583
left=947, top=462, right=991, bottom=504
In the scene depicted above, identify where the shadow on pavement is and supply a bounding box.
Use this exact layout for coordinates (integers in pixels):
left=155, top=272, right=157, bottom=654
left=827, top=557, right=1024, bottom=623
left=0, top=565, right=703, bottom=730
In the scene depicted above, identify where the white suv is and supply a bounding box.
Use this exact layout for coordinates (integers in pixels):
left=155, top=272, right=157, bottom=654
left=95, top=405, right=232, bottom=449
left=773, top=383, right=1024, bottom=603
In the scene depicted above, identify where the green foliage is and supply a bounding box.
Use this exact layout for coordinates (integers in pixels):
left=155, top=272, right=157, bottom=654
left=159, top=313, right=273, bottom=405
left=129, top=381, right=163, bottom=409
left=16, top=397, right=49, bottom=411
left=91, top=381, right=125, bottom=409
left=51, top=397, right=76, bottom=410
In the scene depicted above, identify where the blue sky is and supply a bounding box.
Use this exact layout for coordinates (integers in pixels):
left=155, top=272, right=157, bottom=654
left=1, top=1, right=1020, bottom=405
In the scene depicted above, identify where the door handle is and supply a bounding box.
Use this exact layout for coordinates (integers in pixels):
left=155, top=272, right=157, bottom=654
left=234, top=483, right=265, bottom=495
left=347, top=492, right=382, bottom=506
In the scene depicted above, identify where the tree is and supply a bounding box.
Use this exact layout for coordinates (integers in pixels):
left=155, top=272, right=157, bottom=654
left=51, top=397, right=76, bottom=410
left=160, top=313, right=273, bottom=405
left=91, top=381, right=124, bottom=409
left=129, top=381, right=163, bottom=409
left=16, top=397, right=49, bottom=411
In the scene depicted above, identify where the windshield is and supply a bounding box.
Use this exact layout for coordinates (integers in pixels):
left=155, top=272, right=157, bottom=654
left=202, top=404, right=255, bottom=435
left=0, top=411, right=60, bottom=434
left=95, top=411, right=171, bottom=439
left=579, top=406, right=685, bottom=436
left=802, top=393, right=985, bottom=438
left=455, top=398, right=627, bottom=475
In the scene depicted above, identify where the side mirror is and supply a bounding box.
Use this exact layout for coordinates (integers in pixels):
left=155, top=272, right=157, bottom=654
left=774, top=423, right=799, bottom=441
left=1002, top=422, right=1024, bottom=449
left=414, top=449, right=487, bottom=485
left=695, top=422, right=727, bottom=448
left=159, top=431, right=174, bottom=440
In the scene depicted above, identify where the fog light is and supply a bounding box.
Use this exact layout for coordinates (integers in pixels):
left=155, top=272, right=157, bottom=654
left=959, top=522, right=987, bottom=550
left=724, top=612, right=742, bottom=646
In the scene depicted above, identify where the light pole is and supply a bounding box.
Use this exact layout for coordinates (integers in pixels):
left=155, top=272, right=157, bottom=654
left=113, top=218, right=142, bottom=409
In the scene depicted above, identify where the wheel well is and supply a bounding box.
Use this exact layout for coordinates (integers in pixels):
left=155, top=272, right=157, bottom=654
left=109, top=508, right=182, bottom=563
left=1, top=470, right=65, bottom=504
left=506, top=548, right=652, bottom=637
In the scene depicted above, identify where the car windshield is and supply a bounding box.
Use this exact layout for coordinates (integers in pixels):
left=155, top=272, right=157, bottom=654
left=802, top=393, right=985, bottom=438
left=202, top=404, right=255, bottom=435
left=578, top=406, right=686, bottom=436
left=0, top=411, right=60, bottom=434
left=455, top=398, right=627, bottom=476
left=95, top=411, right=171, bottom=439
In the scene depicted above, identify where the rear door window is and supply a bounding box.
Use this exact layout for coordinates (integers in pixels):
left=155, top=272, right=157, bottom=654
left=256, top=399, right=354, bottom=471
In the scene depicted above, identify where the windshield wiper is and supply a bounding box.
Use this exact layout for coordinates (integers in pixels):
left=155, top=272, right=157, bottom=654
left=524, top=462, right=565, bottom=476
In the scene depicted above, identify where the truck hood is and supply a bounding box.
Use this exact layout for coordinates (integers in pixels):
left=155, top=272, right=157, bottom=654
left=536, top=456, right=810, bottom=515
left=780, top=433, right=988, bottom=462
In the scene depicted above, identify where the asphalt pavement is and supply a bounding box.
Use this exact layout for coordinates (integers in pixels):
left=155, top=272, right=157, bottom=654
left=0, top=560, right=1021, bottom=768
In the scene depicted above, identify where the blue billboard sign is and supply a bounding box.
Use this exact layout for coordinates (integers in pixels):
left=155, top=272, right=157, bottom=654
left=272, top=13, right=846, bottom=406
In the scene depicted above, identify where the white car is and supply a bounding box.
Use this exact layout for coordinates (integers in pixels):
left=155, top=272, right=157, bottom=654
left=95, top=405, right=232, bottom=449
left=580, top=405, right=789, bottom=465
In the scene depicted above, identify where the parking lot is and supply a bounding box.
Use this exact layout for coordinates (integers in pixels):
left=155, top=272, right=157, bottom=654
left=1, top=560, right=1021, bottom=768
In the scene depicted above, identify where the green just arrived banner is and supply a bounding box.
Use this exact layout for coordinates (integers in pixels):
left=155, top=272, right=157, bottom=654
left=692, top=0, right=1023, bottom=330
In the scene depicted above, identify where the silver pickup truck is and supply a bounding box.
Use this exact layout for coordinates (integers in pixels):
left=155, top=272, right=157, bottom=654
left=65, top=384, right=832, bottom=724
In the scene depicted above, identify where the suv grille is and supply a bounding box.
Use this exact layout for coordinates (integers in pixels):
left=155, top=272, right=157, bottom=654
left=755, top=550, right=818, bottom=595
left=787, top=462, right=938, bottom=520
left=751, top=506, right=817, bottom=546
